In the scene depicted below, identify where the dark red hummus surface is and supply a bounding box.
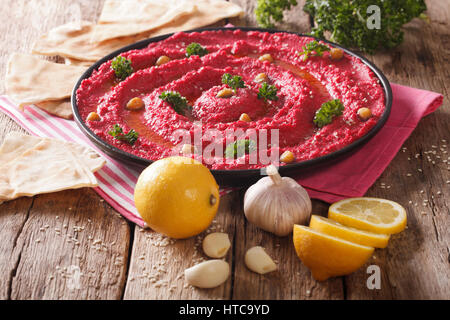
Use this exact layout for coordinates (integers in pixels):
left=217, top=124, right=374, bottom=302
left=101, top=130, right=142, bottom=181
left=76, top=29, right=386, bottom=170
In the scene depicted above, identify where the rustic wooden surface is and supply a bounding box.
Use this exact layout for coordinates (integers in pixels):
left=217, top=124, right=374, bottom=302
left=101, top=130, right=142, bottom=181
left=0, top=0, right=448, bottom=300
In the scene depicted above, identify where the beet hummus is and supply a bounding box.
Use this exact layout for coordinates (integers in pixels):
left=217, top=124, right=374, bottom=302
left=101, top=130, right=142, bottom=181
left=76, top=29, right=385, bottom=170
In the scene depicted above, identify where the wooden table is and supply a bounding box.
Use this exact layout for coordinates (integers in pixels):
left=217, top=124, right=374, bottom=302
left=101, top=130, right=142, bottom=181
left=0, top=0, right=448, bottom=300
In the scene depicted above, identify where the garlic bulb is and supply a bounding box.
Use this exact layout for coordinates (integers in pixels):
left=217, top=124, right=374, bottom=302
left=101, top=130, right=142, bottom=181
left=243, top=165, right=312, bottom=236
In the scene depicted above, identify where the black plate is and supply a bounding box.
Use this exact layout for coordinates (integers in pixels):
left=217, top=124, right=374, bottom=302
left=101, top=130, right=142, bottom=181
left=71, top=27, right=392, bottom=186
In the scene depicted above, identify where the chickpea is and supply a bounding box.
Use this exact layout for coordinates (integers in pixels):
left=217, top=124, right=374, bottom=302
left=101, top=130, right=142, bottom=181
left=258, top=53, right=273, bottom=63
left=357, top=107, right=372, bottom=121
left=239, top=113, right=252, bottom=122
left=155, top=55, right=171, bottom=66
left=86, top=112, right=100, bottom=121
left=330, top=48, right=344, bottom=60
left=254, top=73, right=268, bottom=83
left=126, top=97, right=145, bottom=110
left=216, top=88, right=234, bottom=98
left=280, top=150, right=295, bottom=164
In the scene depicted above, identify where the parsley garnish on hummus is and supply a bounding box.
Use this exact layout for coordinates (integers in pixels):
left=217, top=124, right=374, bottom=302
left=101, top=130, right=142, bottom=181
left=313, top=99, right=345, bottom=128
left=225, top=139, right=257, bottom=159
left=108, top=124, right=138, bottom=145
left=257, top=83, right=278, bottom=101
left=185, top=42, right=208, bottom=57
left=111, top=56, right=133, bottom=80
left=222, top=73, right=246, bottom=93
left=298, top=40, right=330, bottom=61
left=159, top=91, right=191, bottom=115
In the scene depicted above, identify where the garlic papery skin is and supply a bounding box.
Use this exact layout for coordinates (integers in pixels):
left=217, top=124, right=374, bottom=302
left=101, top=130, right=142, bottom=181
left=243, top=165, right=312, bottom=236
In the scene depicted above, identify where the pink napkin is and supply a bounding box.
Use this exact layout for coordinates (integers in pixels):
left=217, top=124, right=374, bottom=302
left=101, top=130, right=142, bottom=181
left=297, top=83, right=443, bottom=203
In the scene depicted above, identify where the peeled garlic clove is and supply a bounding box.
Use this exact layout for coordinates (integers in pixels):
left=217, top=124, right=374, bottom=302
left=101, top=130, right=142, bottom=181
left=202, top=232, right=231, bottom=258
left=184, top=260, right=230, bottom=288
left=245, top=246, right=277, bottom=274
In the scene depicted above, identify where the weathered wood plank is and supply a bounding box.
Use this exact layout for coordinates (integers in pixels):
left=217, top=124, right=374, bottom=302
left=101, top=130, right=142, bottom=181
left=7, top=189, right=131, bottom=299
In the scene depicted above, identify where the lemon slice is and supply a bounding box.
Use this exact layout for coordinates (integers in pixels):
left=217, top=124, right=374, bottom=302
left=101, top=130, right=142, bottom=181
left=309, top=215, right=390, bottom=248
left=293, top=225, right=374, bottom=281
left=328, top=197, right=407, bottom=234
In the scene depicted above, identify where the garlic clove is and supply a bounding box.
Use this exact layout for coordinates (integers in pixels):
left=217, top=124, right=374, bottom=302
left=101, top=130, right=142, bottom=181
left=245, top=246, right=277, bottom=274
left=184, top=260, right=230, bottom=288
left=202, top=232, right=231, bottom=258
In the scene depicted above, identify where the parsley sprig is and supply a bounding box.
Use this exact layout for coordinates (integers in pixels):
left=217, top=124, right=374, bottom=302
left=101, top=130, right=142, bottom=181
left=257, top=83, right=278, bottom=101
left=313, top=99, right=344, bottom=128
left=159, top=91, right=191, bottom=115
left=222, top=73, right=246, bottom=93
left=255, top=0, right=298, bottom=28
left=304, top=0, right=427, bottom=54
left=108, top=124, right=138, bottom=145
left=111, top=56, right=133, bottom=81
left=224, top=139, right=257, bottom=159
left=298, top=40, right=330, bottom=61
left=185, top=42, right=208, bottom=57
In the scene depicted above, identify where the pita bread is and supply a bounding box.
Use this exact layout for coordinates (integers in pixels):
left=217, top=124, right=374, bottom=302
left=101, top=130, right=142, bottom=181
left=0, top=132, right=105, bottom=172
left=0, top=132, right=106, bottom=203
left=5, top=53, right=86, bottom=108
left=64, top=57, right=93, bottom=67
left=35, top=99, right=73, bottom=119
left=32, top=21, right=142, bottom=62
left=91, top=0, right=196, bottom=43
left=32, top=1, right=244, bottom=63
left=149, top=0, right=245, bottom=38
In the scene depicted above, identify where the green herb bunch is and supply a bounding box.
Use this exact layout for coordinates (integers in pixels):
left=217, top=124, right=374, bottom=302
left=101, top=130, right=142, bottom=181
left=108, top=124, right=139, bottom=145
left=222, top=73, right=246, bottom=93
left=111, top=56, right=133, bottom=81
left=257, top=83, right=278, bottom=101
left=159, top=91, right=191, bottom=115
left=298, top=40, right=330, bottom=61
left=304, top=0, right=427, bottom=53
left=224, top=139, right=257, bottom=159
left=186, top=42, right=209, bottom=57
left=313, top=99, right=345, bottom=128
left=255, top=0, right=298, bottom=29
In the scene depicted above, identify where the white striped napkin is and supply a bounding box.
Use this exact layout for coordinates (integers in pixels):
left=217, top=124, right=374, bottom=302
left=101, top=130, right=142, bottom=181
left=0, top=96, right=232, bottom=227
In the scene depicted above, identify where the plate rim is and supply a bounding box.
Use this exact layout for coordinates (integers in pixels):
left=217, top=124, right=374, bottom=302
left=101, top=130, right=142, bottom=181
left=71, top=26, right=393, bottom=176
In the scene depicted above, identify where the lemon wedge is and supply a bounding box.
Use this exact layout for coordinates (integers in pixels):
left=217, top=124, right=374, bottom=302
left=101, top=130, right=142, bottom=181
left=309, top=215, right=390, bottom=248
left=328, top=197, right=407, bottom=234
left=293, top=225, right=374, bottom=281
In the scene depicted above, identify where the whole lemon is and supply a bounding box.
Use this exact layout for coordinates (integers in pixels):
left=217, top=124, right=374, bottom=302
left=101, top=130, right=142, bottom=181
left=134, top=156, right=220, bottom=239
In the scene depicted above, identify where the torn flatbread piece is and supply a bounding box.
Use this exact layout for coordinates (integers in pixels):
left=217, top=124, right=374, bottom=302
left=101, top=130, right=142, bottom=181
left=32, top=21, right=142, bottom=62
left=0, top=132, right=106, bottom=203
left=149, top=0, right=245, bottom=38
left=91, top=0, right=244, bottom=43
left=5, top=53, right=86, bottom=110
left=64, top=57, right=93, bottom=67
left=35, top=99, right=73, bottom=119
left=91, top=0, right=196, bottom=43
left=0, top=132, right=105, bottom=172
